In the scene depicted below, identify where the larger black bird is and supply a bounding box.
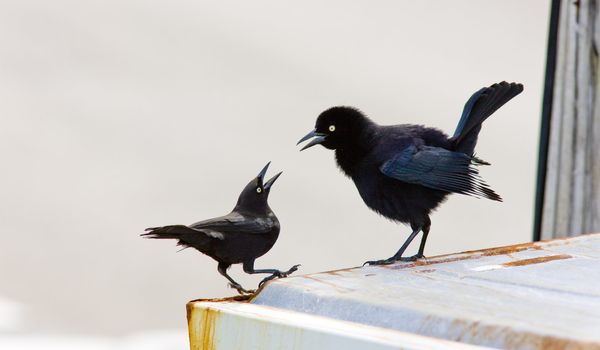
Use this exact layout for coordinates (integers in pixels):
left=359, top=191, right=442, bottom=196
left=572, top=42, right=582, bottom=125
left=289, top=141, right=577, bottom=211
left=297, top=81, right=523, bottom=265
left=142, top=162, right=299, bottom=294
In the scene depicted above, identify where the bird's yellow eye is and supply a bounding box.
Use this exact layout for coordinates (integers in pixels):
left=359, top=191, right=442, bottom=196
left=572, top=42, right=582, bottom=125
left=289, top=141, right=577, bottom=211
left=256, top=187, right=262, bottom=193
left=329, top=125, right=336, bottom=132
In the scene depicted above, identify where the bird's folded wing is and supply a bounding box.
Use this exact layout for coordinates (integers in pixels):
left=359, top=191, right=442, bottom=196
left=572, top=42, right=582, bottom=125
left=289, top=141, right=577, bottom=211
left=379, top=145, right=499, bottom=199
left=190, top=212, right=273, bottom=234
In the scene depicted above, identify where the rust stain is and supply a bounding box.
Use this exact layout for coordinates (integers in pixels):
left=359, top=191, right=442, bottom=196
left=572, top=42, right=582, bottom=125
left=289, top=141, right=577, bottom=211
left=189, top=294, right=252, bottom=304
left=299, top=234, right=591, bottom=275
left=482, top=244, right=541, bottom=256
left=386, top=254, right=479, bottom=270
left=187, top=304, right=220, bottom=350
left=448, top=317, right=600, bottom=350
left=303, top=265, right=360, bottom=276
left=416, top=255, right=476, bottom=266
left=187, top=293, right=255, bottom=346
left=384, top=242, right=540, bottom=270
left=325, top=270, right=343, bottom=276
left=199, top=307, right=219, bottom=350
left=186, top=303, right=195, bottom=350
left=302, top=275, right=355, bottom=293
left=461, top=241, right=542, bottom=257
left=383, top=237, right=573, bottom=270
left=186, top=302, right=193, bottom=326
left=502, top=254, right=572, bottom=267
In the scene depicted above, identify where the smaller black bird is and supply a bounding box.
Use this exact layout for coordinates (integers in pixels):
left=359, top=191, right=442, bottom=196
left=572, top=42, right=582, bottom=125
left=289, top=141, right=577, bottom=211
left=297, top=81, right=523, bottom=266
left=142, top=162, right=299, bottom=294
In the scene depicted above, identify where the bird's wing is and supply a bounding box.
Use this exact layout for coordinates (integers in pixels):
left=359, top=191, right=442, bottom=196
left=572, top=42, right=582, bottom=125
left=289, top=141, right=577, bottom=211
left=379, top=144, right=501, bottom=200
left=190, top=212, right=274, bottom=234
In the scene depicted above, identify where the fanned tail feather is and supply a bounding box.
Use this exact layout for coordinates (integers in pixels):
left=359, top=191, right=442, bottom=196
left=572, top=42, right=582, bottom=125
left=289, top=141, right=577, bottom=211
left=451, top=81, right=524, bottom=156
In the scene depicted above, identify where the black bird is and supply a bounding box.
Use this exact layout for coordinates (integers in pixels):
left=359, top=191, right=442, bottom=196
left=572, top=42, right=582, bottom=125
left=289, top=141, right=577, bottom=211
left=142, top=162, right=299, bottom=294
left=297, top=81, right=523, bottom=265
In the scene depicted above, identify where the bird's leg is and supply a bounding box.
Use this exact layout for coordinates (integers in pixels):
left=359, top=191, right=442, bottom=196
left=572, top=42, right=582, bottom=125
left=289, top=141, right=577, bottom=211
left=418, top=225, right=430, bottom=256
left=363, top=226, right=422, bottom=266
left=243, top=261, right=301, bottom=288
left=217, top=262, right=255, bottom=295
left=400, top=220, right=431, bottom=262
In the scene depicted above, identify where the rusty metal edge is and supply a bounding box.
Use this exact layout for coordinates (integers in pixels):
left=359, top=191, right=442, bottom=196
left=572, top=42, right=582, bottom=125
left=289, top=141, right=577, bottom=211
left=187, top=301, right=494, bottom=350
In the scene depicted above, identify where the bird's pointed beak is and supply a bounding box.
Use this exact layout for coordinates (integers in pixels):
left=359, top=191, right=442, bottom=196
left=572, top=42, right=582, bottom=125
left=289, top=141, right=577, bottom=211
left=297, top=129, right=327, bottom=151
left=263, top=171, right=282, bottom=190
left=257, top=162, right=271, bottom=183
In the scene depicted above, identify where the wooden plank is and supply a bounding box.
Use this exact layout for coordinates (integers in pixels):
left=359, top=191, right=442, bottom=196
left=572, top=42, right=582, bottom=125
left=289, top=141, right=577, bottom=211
left=541, top=0, right=600, bottom=239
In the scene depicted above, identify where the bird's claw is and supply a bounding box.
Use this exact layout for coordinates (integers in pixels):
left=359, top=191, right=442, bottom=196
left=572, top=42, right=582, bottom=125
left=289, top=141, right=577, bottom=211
left=362, top=258, right=396, bottom=266
left=258, top=264, right=301, bottom=288
left=276, top=264, right=301, bottom=278
left=285, top=264, right=301, bottom=275
left=363, top=253, right=426, bottom=266
left=228, top=282, right=255, bottom=295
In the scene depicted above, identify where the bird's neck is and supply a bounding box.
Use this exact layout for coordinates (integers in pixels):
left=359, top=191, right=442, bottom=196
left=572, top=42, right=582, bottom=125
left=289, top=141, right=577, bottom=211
left=334, top=126, right=376, bottom=176
left=233, top=202, right=272, bottom=216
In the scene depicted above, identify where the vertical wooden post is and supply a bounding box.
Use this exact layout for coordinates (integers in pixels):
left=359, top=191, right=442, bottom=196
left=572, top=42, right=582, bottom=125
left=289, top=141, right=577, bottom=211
left=539, top=0, right=600, bottom=239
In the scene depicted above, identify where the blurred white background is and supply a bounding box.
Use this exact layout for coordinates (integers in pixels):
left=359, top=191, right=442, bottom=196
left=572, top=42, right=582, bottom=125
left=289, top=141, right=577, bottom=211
left=0, top=0, right=549, bottom=348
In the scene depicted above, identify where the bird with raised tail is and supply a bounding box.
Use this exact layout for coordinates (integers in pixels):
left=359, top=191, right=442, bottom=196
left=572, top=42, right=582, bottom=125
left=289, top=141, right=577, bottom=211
left=142, top=162, right=300, bottom=294
left=298, top=81, right=524, bottom=266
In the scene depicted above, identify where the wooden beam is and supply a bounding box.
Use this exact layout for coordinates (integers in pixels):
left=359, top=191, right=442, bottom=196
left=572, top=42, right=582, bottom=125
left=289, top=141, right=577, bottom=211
left=540, top=0, right=600, bottom=239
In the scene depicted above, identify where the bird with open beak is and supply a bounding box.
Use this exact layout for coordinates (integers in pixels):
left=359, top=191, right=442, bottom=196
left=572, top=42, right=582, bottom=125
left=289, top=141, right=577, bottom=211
left=142, top=162, right=300, bottom=294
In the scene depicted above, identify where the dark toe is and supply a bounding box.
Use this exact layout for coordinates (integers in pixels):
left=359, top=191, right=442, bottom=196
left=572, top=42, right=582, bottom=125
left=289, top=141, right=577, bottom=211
left=228, top=283, right=255, bottom=295
left=287, top=264, right=301, bottom=274
left=398, top=254, right=425, bottom=262
left=258, top=275, right=278, bottom=288
left=363, top=258, right=396, bottom=266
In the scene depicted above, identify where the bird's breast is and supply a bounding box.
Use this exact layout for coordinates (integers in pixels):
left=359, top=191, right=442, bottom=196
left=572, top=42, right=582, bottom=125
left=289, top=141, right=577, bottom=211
left=351, top=166, right=429, bottom=224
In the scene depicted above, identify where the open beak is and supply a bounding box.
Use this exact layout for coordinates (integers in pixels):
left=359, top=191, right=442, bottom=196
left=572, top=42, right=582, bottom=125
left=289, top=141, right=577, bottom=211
left=263, top=171, right=282, bottom=190
left=297, top=129, right=327, bottom=151
left=257, top=162, right=282, bottom=190
left=257, top=162, right=271, bottom=183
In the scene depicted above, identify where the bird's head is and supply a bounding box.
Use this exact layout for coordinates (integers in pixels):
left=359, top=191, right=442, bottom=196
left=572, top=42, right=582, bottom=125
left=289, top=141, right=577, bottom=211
left=235, top=162, right=282, bottom=211
left=297, top=106, right=372, bottom=151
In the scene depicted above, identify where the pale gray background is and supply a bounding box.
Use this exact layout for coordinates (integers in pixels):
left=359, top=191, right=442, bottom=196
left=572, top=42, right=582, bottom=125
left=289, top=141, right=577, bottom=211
left=0, top=0, right=549, bottom=345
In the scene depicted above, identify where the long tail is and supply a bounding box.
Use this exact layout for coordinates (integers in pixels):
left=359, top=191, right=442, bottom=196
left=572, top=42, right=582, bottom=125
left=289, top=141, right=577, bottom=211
left=142, top=225, right=191, bottom=240
left=451, top=81, right=523, bottom=156
left=141, top=225, right=216, bottom=251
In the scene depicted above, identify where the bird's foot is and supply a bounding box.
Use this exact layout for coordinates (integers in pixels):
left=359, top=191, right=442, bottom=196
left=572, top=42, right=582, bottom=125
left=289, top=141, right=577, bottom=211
left=362, top=257, right=397, bottom=266
left=398, top=253, right=425, bottom=262
left=258, top=264, right=301, bottom=288
left=228, top=282, right=255, bottom=295
left=363, top=254, right=426, bottom=266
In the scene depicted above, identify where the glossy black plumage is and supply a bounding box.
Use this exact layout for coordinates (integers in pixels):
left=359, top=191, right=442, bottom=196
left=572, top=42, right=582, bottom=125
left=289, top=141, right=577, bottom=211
left=141, top=162, right=299, bottom=294
left=298, top=81, right=523, bottom=265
